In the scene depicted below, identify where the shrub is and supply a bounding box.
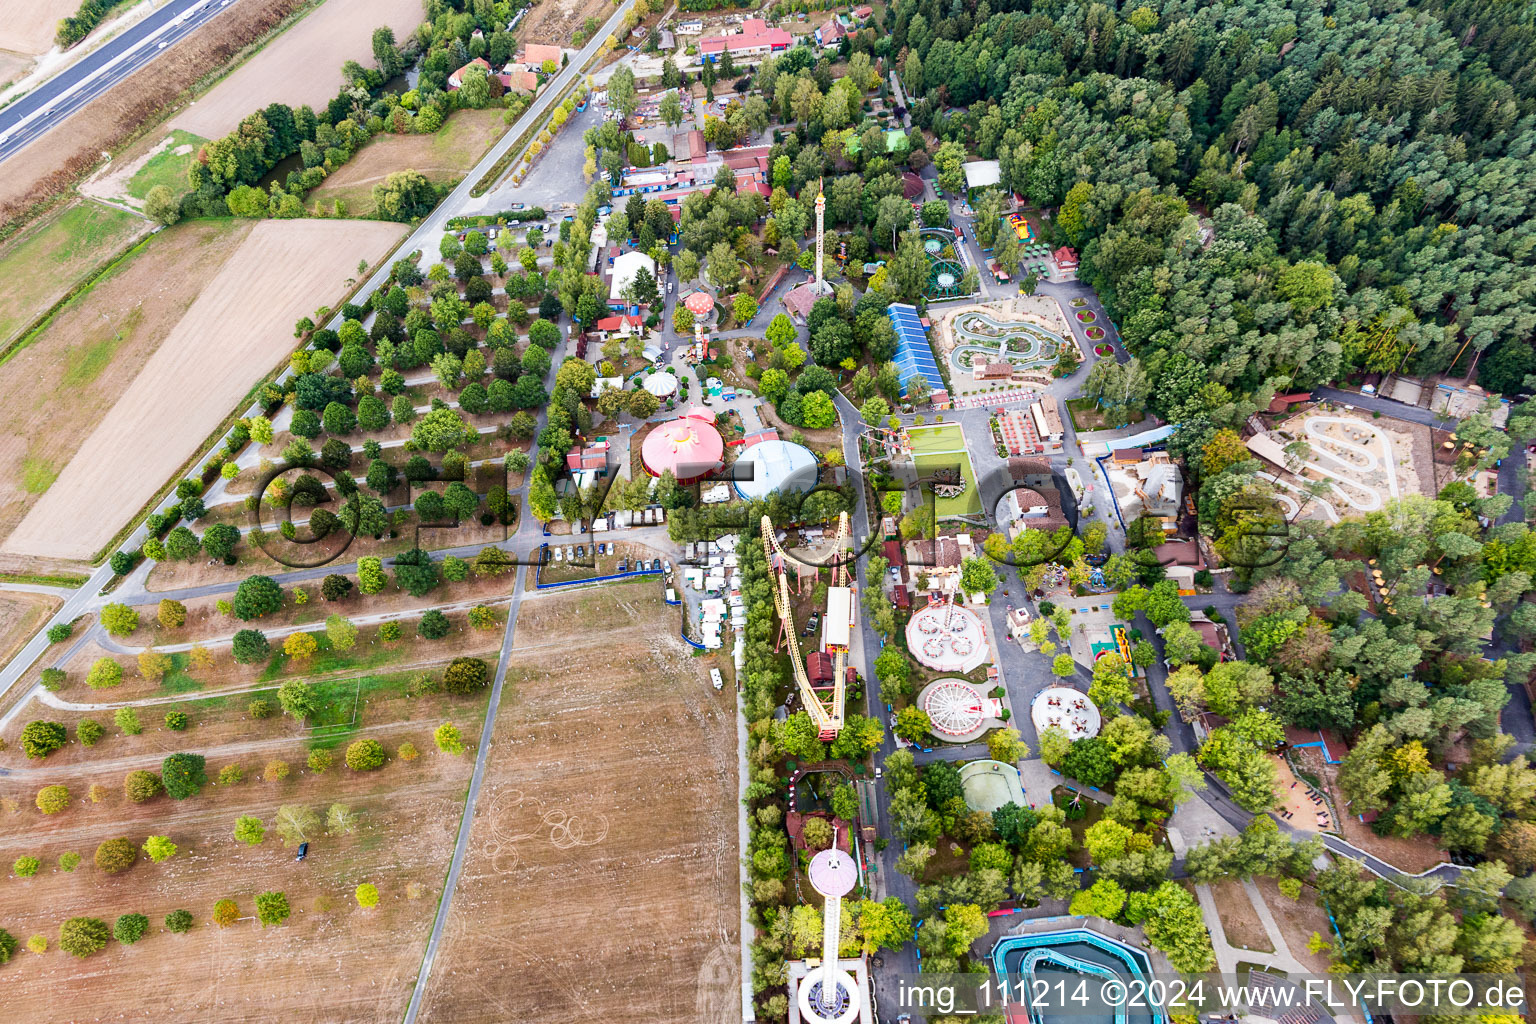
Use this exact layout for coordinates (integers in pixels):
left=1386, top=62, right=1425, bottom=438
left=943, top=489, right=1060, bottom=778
left=255, top=891, right=291, bottom=927
left=264, top=759, right=291, bottom=782
left=40, top=667, right=65, bottom=691
left=157, top=598, right=187, bottom=628
left=142, top=835, right=177, bottom=863
left=164, top=710, right=189, bottom=731
left=212, top=899, right=239, bottom=927
left=77, top=718, right=104, bottom=746
left=13, top=856, right=40, bottom=877
left=248, top=698, right=274, bottom=719
left=99, top=603, right=139, bottom=637
left=232, top=629, right=270, bottom=664
left=218, top=763, right=245, bottom=785
left=124, top=769, right=162, bottom=803
left=345, top=738, right=386, bottom=771
left=379, top=621, right=402, bottom=642
left=355, top=883, right=380, bottom=908
left=321, top=573, right=352, bottom=601
left=20, top=720, right=67, bottom=758
left=233, top=575, right=284, bottom=619
left=113, top=913, right=149, bottom=945
left=397, top=741, right=419, bottom=761
left=284, top=631, right=318, bottom=659
left=468, top=605, right=497, bottom=629
left=435, top=722, right=465, bottom=754
left=58, top=851, right=81, bottom=872
left=58, top=917, right=111, bottom=958
left=443, top=656, right=489, bottom=694
left=234, top=816, right=266, bottom=845
left=165, top=909, right=194, bottom=933
left=95, top=837, right=138, bottom=874
left=0, top=929, right=14, bottom=963
left=115, top=706, right=142, bottom=734
left=46, top=622, right=72, bottom=643
left=160, top=752, right=207, bottom=799
left=36, top=785, right=70, bottom=814
left=138, top=649, right=171, bottom=681
left=307, top=749, right=334, bottom=774
left=86, top=657, right=123, bottom=689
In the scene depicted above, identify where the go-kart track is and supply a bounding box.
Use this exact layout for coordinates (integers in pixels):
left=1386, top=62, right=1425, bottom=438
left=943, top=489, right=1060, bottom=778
left=1256, top=414, right=1403, bottom=523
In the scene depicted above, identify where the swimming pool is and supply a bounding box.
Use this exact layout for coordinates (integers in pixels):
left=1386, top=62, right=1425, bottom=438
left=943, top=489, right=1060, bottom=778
left=991, top=929, right=1163, bottom=1024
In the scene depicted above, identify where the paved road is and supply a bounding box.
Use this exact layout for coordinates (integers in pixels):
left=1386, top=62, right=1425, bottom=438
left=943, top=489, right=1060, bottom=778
left=0, top=0, right=243, bottom=164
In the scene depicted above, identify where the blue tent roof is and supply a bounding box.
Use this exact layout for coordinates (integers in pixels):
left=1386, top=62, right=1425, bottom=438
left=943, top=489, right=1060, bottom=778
left=888, top=303, right=938, bottom=397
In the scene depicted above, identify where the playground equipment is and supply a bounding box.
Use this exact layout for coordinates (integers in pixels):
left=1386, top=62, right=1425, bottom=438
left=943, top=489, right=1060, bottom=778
left=762, top=513, right=852, bottom=739
left=798, top=840, right=862, bottom=1024
left=858, top=422, right=912, bottom=463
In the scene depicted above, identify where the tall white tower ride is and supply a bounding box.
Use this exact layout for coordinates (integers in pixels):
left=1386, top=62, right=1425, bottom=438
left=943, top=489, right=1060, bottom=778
left=813, top=181, right=830, bottom=295
left=798, top=842, right=861, bottom=1024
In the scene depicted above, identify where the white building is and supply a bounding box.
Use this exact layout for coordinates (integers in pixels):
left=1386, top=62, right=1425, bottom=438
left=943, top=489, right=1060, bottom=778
left=609, top=250, right=657, bottom=302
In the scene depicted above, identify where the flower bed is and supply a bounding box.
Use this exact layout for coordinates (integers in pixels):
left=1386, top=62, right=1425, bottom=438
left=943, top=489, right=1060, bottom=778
left=1094, top=343, right=1113, bottom=356
left=1086, top=327, right=1106, bottom=341
left=1076, top=310, right=1097, bottom=323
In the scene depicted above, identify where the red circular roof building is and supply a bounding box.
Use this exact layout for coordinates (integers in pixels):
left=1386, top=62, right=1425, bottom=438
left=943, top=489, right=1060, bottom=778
left=684, top=291, right=715, bottom=317
left=641, top=405, right=723, bottom=483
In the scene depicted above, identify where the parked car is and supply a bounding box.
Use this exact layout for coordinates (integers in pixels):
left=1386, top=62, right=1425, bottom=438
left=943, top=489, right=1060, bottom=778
left=801, top=613, right=820, bottom=637
left=296, top=842, right=309, bottom=862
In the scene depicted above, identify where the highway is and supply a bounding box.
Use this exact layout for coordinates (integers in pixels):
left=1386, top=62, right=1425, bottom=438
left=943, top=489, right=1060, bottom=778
left=0, top=0, right=243, bottom=165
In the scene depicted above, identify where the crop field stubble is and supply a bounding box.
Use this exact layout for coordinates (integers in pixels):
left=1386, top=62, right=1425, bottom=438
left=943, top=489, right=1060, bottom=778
left=2, top=218, right=408, bottom=562
left=0, top=0, right=310, bottom=230
left=0, top=669, right=492, bottom=1024
left=0, top=589, right=61, bottom=672
left=0, top=218, right=254, bottom=563
left=171, top=0, right=427, bottom=140
left=417, top=586, right=742, bottom=1024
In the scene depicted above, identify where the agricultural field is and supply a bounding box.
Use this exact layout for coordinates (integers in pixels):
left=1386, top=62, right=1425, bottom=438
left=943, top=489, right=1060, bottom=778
left=0, top=0, right=77, bottom=58
left=0, top=590, right=61, bottom=674
left=0, top=218, right=254, bottom=554
left=0, top=0, right=308, bottom=229
left=307, top=109, right=506, bottom=217
left=172, top=0, right=426, bottom=140
left=0, top=656, right=493, bottom=1023
left=1, top=218, right=407, bottom=562
left=0, top=199, right=148, bottom=346
left=417, top=586, right=740, bottom=1023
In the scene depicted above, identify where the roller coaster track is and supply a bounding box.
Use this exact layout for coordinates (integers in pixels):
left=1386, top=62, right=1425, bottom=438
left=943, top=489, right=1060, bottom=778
left=761, top=513, right=851, bottom=739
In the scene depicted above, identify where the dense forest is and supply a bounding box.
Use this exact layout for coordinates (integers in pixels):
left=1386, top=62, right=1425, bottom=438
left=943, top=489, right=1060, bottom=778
left=878, top=0, right=1536, bottom=412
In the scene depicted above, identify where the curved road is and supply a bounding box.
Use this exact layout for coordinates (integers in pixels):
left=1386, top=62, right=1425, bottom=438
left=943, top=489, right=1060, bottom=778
left=0, top=0, right=244, bottom=164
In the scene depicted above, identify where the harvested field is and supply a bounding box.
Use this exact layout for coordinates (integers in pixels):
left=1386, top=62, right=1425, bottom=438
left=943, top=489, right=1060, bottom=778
left=0, top=51, right=31, bottom=90
left=2, top=218, right=407, bottom=562
left=0, top=198, right=148, bottom=345
left=0, top=0, right=76, bottom=56
left=0, top=668, right=492, bottom=1024
left=0, top=590, right=60, bottom=671
left=308, top=109, right=506, bottom=217
left=1209, top=878, right=1273, bottom=953
left=0, top=0, right=308, bottom=231
left=418, top=588, right=740, bottom=1024
left=172, top=0, right=425, bottom=139
left=0, top=218, right=253, bottom=549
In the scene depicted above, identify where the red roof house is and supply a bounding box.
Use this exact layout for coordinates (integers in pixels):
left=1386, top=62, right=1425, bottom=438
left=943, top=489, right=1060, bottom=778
left=1053, top=246, right=1079, bottom=271
left=699, top=18, right=792, bottom=60
left=447, top=57, right=492, bottom=90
